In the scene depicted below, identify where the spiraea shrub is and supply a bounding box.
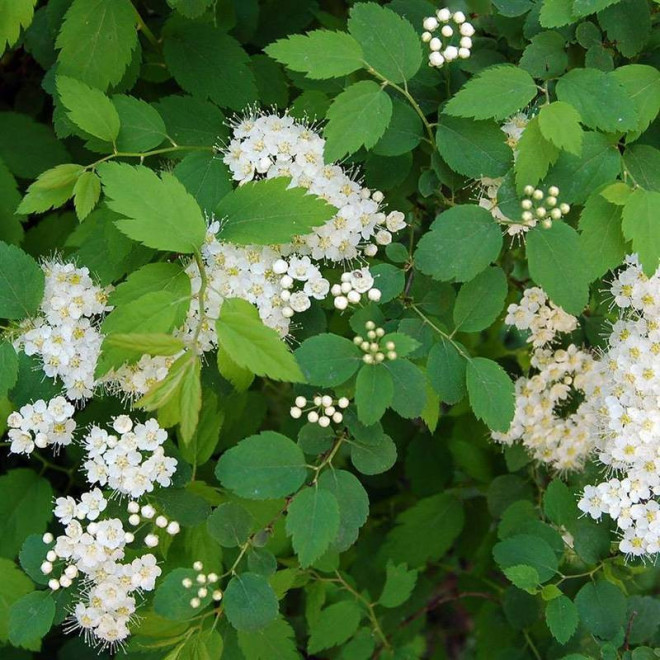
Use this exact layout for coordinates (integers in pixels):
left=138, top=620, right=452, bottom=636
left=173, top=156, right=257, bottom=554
left=1, top=0, right=660, bottom=657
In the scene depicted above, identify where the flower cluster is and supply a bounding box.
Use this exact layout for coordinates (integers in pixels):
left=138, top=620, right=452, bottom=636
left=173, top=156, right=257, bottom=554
left=290, top=394, right=350, bottom=427
left=183, top=561, right=223, bottom=608
left=16, top=260, right=110, bottom=400
left=421, top=8, right=474, bottom=67
left=493, top=288, right=598, bottom=471
left=7, top=396, right=76, bottom=455
left=578, top=257, right=660, bottom=556
left=518, top=185, right=571, bottom=231
left=82, top=415, right=177, bottom=499
left=331, top=268, right=382, bottom=311
left=354, top=321, right=398, bottom=364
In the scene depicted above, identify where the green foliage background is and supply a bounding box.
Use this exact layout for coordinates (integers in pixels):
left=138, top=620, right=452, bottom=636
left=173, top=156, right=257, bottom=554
left=1, top=0, right=660, bottom=658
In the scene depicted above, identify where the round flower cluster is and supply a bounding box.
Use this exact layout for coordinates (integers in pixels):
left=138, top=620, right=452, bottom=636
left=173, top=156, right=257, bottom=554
left=354, top=321, right=398, bottom=364
left=82, top=415, right=177, bottom=498
left=578, top=257, right=660, bottom=556
left=421, top=8, right=474, bottom=67
left=290, top=394, right=350, bottom=427
left=183, top=561, right=223, bottom=608
left=493, top=288, right=599, bottom=471
left=16, top=260, right=111, bottom=400
left=331, top=268, right=382, bottom=311
left=7, top=396, right=75, bottom=455
left=519, top=185, right=571, bottom=231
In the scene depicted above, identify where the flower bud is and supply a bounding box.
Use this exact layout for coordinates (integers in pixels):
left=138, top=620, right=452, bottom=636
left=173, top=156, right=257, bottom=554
left=295, top=396, right=307, bottom=408
left=441, top=24, right=453, bottom=37
left=334, top=296, right=348, bottom=310
left=423, top=16, right=439, bottom=30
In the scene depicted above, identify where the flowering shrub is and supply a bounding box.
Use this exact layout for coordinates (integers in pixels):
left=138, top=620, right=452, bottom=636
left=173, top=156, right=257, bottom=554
left=1, top=0, right=660, bottom=657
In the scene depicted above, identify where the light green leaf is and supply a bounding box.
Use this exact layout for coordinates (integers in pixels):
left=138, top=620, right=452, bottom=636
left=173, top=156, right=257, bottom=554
left=9, top=590, right=55, bottom=647
left=295, top=334, right=362, bottom=387
left=493, top=534, right=559, bottom=583
left=98, top=161, right=207, bottom=253
left=504, top=565, right=540, bottom=592
left=323, top=80, right=393, bottom=162
left=56, top=0, right=138, bottom=90
left=72, top=171, right=101, bottom=220
left=215, top=431, right=307, bottom=499
left=179, top=356, right=202, bottom=443
left=573, top=0, right=620, bottom=16
left=538, top=101, right=583, bottom=156
left=527, top=222, right=590, bottom=313
left=539, top=0, right=579, bottom=27
left=0, top=242, right=44, bottom=320
left=224, top=572, right=279, bottom=631
left=0, top=557, right=33, bottom=642
left=611, top=64, right=660, bottom=134
left=546, top=595, right=578, bottom=644
left=355, top=363, right=394, bottom=426
left=207, top=502, right=253, bottom=548
left=515, top=116, right=560, bottom=190
left=113, top=95, right=167, bottom=152
left=624, top=145, right=660, bottom=192
left=574, top=580, right=626, bottom=640
left=414, top=205, right=503, bottom=282
left=427, top=338, right=467, bottom=405
left=556, top=68, right=638, bottom=133
left=436, top=116, right=512, bottom=179
left=18, top=164, right=83, bottom=214
left=348, top=2, right=422, bottom=83
left=237, top=618, right=298, bottom=660
left=453, top=267, right=508, bottom=333
left=216, top=298, right=304, bottom=382
left=379, top=561, right=418, bottom=608
left=266, top=30, right=363, bottom=79
left=308, top=600, right=362, bottom=653
left=216, top=345, right=254, bottom=392
left=466, top=357, right=515, bottom=432
left=445, top=65, right=537, bottom=121
left=104, top=333, right=186, bottom=358
left=622, top=188, right=660, bottom=275
left=286, top=486, right=340, bottom=567
left=216, top=177, right=336, bottom=245
left=0, top=0, right=36, bottom=54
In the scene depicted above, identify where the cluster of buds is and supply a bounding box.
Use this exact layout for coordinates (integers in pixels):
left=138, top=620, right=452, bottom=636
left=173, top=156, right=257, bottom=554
left=183, top=561, right=223, bottom=608
left=520, top=185, right=570, bottom=230
left=331, top=268, right=382, bottom=311
left=354, top=321, right=397, bottom=364
left=126, top=501, right=180, bottom=546
left=422, top=8, right=475, bottom=68
left=40, top=532, right=80, bottom=589
left=290, top=394, right=350, bottom=427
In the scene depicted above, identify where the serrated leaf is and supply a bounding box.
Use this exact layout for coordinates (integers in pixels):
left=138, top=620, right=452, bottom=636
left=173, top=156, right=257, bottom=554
left=0, top=0, right=37, bottom=54
left=9, top=591, right=55, bottom=647
left=295, top=334, right=362, bottom=387
left=215, top=431, right=307, bottom=499
left=427, top=338, right=467, bottom=404
left=621, top=188, right=660, bottom=275
left=308, top=600, right=362, bottom=653
left=545, top=595, right=578, bottom=644
left=72, top=171, right=101, bottom=220
left=207, top=502, right=253, bottom=548
left=216, top=344, right=254, bottom=392
left=216, top=177, right=336, bottom=245
left=286, top=486, right=340, bottom=567
left=104, top=333, right=185, bottom=357
left=323, top=81, right=392, bottom=162
left=173, top=152, right=232, bottom=214
left=266, top=30, right=363, bottom=79
left=113, top=95, right=167, bottom=152
left=224, top=572, right=279, bottom=631
left=574, top=580, right=626, bottom=640
left=98, top=161, right=207, bottom=253
left=179, top=355, right=201, bottom=443
left=466, top=357, right=514, bottom=432
left=453, top=267, right=508, bottom=333
left=611, top=64, right=660, bottom=134
left=56, top=0, right=137, bottom=91
left=539, top=0, right=579, bottom=27
left=17, top=164, right=82, bottom=215
left=0, top=242, right=44, bottom=320
left=237, top=618, right=298, bottom=660
left=538, top=101, right=583, bottom=156
left=515, top=116, right=559, bottom=190
left=379, top=561, right=418, bottom=608
left=355, top=364, right=393, bottom=425
left=504, top=565, right=540, bottom=592
left=598, top=0, right=650, bottom=58
left=493, top=534, right=558, bottom=582
left=519, top=31, right=568, bottom=80
left=445, top=65, right=537, bottom=121
left=385, top=358, right=427, bottom=419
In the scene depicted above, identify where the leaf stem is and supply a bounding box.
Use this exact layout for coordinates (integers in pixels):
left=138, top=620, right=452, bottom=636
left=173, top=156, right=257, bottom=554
left=133, top=5, right=159, bottom=48
left=409, top=303, right=472, bottom=361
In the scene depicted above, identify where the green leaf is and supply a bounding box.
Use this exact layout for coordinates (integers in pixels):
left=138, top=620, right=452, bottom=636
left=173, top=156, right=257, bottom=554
left=56, top=0, right=138, bottom=91
left=323, top=80, right=393, bottom=162
left=173, top=152, right=233, bottom=215
left=295, top=334, right=362, bottom=387
left=436, top=116, right=512, bottom=179
left=573, top=0, right=620, bottom=16
left=385, top=359, right=427, bottom=419
left=56, top=75, right=120, bottom=142
left=466, top=357, right=514, bottom=432
left=349, top=426, right=397, bottom=476
left=414, top=205, right=503, bottom=283
left=543, top=479, right=578, bottom=529
left=216, top=177, right=336, bottom=245
left=216, top=345, right=254, bottom=392
left=207, top=502, right=253, bottom=548
left=0, top=158, right=23, bottom=245
left=597, top=0, right=651, bottom=58
left=539, top=0, right=579, bottom=27
left=286, top=486, right=340, bottom=567
left=493, top=534, right=559, bottom=583
left=453, top=267, right=508, bottom=333
left=0, top=242, right=44, bottom=320
left=621, top=188, right=660, bottom=275
left=308, top=600, right=362, bottom=654
left=237, top=618, right=298, bottom=660
left=163, top=22, right=257, bottom=111
left=113, top=95, right=167, bottom=152
left=515, top=117, right=559, bottom=190
left=538, top=101, right=583, bottom=156
left=574, top=580, right=626, bottom=640
left=373, top=98, right=423, bottom=157
left=379, top=561, right=418, bottom=608
left=317, top=470, right=369, bottom=552
left=179, top=355, right=202, bottom=443
left=104, top=333, right=186, bottom=357
left=578, top=192, right=626, bottom=280
left=167, top=0, right=215, bottom=18
left=384, top=493, right=465, bottom=567
left=504, top=565, right=540, bottom=592
left=445, top=65, right=537, bottom=121
left=427, top=339, right=467, bottom=404
left=0, top=557, right=33, bottom=642
left=98, top=161, right=207, bottom=253
left=215, top=431, right=307, bottom=499
left=266, top=30, right=363, bottom=79
left=154, top=568, right=213, bottom=621
left=224, top=572, right=279, bottom=631
left=178, top=389, right=224, bottom=466
left=519, top=31, right=568, bottom=80
left=72, top=171, right=101, bottom=220
left=216, top=298, right=304, bottom=382
left=17, top=164, right=83, bottom=214
left=0, top=0, right=36, bottom=54
left=9, top=591, right=55, bottom=647
left=624, top=144, right=660, bottom=192
left=355, top=363, right=394, bottom=425
left=0, top=342, right=19, bottom=398
left=527, top=223, right=590, bottom=313
left=611, top=65, right=660, bottom=134
left=556, top=68, right=638, bottom=133
left=155, top=95, right=227, bottom=148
